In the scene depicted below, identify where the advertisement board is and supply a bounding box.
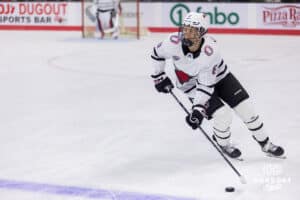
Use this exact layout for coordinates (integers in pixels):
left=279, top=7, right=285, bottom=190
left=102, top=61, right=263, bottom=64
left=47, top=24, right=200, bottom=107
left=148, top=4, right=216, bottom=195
left=163, top=3, right=248, bottom=28
left=0, top=2, right=299, bottom=35
left=0, top=2, right=81, bottom=30
left=256, top=4, right=300, bottom=29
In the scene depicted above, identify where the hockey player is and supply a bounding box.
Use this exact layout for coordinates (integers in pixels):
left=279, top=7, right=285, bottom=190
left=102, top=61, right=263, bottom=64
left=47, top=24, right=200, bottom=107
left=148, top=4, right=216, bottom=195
left=150, top=12, right=285, bottom=159
left=88, top=0, right=121, bottom=39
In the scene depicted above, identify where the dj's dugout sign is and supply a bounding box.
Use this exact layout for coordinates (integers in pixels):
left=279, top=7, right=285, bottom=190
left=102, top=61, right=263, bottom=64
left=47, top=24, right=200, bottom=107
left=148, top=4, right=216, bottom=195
left=0, top=2, right=299, bottom=35
left=0, top=2, right=80, bottom=30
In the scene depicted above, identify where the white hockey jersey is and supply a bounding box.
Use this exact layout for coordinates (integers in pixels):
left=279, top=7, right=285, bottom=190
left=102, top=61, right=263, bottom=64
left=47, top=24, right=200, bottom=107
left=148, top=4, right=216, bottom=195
left=151, top=32, right=229, bottom=109
left=94, top=0, right=119, bottom=11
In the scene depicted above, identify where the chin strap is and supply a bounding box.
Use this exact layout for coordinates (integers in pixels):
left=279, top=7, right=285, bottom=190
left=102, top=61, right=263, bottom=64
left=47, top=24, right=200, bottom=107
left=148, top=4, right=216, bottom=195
left=178, top=30, right=193, bottom=47
left=182, top=38, right=193, bottom=47
left=181, top=34, right=203, bottom=48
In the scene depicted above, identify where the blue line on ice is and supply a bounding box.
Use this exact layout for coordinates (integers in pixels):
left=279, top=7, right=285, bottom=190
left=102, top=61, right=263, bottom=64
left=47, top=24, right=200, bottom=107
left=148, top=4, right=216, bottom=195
left=0, top=179, right=197, bottom=200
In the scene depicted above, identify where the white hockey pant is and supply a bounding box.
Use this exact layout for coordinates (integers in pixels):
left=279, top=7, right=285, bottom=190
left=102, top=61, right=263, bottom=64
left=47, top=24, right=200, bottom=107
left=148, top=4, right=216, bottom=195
left=96, top=10, right=119, bottom=38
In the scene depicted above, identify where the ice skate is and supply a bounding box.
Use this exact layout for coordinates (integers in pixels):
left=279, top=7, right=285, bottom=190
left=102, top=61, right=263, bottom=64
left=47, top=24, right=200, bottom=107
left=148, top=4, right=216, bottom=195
left=212, top=135, right=242, bottom=160
left=255, top=137, right=286, bottom=159
left=262, top=139, right=285, bottom=158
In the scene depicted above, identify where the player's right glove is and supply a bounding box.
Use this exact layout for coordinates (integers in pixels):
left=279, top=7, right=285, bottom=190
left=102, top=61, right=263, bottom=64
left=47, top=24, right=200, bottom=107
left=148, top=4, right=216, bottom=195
left=151, top=72, right=174, bottom=93
left=185, top=108, right=204, bottom=129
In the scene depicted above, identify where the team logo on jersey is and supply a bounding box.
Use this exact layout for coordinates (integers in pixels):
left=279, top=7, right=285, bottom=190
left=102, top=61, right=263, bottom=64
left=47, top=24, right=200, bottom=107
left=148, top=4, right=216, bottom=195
left=172, top=55, right=180, bottom=61
left=175, top=69, right=192, bottom=84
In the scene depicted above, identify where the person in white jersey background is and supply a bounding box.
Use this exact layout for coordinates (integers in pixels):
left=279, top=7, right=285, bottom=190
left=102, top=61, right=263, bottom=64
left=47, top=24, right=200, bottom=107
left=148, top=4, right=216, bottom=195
left=86, top=0, right=121, bottom=39
left=150, top=12, right=285, bottom=159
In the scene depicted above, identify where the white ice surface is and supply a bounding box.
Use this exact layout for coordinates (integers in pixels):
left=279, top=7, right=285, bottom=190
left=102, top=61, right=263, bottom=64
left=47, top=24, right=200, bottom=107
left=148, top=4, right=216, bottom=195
left=0, top=31, right=299, bottom=200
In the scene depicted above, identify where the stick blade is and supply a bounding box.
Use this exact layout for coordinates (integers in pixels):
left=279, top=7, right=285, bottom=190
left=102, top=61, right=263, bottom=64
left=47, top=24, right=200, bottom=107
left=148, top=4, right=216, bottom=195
left=239, top=176, right=247, bottom=184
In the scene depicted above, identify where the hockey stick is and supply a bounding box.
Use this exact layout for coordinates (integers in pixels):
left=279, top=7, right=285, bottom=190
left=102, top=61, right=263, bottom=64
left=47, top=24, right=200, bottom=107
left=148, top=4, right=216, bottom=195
left=169, top=90, right=247, bottom=184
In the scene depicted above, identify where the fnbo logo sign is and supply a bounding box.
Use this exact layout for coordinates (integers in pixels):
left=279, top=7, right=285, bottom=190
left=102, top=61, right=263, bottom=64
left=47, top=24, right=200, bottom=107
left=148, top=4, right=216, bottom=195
left=170, top=3, right=240, bottom=26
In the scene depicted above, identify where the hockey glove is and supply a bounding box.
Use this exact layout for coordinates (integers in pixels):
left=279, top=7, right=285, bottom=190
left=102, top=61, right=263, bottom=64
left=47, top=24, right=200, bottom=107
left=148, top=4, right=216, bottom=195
left=185, top=108, right=204, bottom=129
left=151, top=72, right=174, bottom=93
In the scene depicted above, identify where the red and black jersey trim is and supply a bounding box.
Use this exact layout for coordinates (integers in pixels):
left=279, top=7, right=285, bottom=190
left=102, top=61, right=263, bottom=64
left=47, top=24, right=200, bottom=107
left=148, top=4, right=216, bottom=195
left=153, top=47, right=159, bottom=57
left=216, top=64, right=228, bottom=77
left=175, top=69, right=193, bottom=84
left=151, top=47, right=165, bottom=61
left=151, top=72, right=165, bottom=79
left=184, top=86, right=196, bottom=93
left=218, top=59, right=224, bottom=68
left=151, top=55, right=165, bottom=61
left=196, top=88, right=213, bottom=96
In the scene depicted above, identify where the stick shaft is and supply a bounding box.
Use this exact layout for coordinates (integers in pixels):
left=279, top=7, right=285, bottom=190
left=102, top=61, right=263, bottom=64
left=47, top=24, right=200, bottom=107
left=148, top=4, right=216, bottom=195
left=169, top=90, right=245, bottom=182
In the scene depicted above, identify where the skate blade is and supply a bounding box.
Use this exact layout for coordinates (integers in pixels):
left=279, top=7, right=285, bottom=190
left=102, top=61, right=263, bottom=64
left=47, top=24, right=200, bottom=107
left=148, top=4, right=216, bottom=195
left=233, top=157, right=244, bottom=161
left=226, top=155, right=244, bottom=161
left=266, top=153, right=287, bottom=159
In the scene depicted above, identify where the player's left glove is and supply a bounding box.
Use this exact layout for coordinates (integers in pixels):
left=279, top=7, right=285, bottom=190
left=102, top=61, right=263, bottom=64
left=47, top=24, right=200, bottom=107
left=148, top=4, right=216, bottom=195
left=185, top=108, right=204, bottom=129
left=151, top=72, right=174, bottom=93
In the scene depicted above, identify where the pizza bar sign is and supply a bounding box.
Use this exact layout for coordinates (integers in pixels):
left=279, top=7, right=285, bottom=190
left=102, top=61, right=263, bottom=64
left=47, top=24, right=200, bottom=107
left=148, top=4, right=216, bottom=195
left=0, top=3, right=68, bottom=24
left=262, top=5, right=300, bottom=27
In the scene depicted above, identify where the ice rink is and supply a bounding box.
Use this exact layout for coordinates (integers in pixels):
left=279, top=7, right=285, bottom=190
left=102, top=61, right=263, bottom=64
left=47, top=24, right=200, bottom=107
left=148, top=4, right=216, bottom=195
left=0, top=31, right=299, bottom=200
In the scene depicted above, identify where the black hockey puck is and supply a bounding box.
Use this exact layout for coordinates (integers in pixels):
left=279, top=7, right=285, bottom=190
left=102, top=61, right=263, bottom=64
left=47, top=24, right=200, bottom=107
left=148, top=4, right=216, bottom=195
left=225, top=187, right=235, bottom=192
